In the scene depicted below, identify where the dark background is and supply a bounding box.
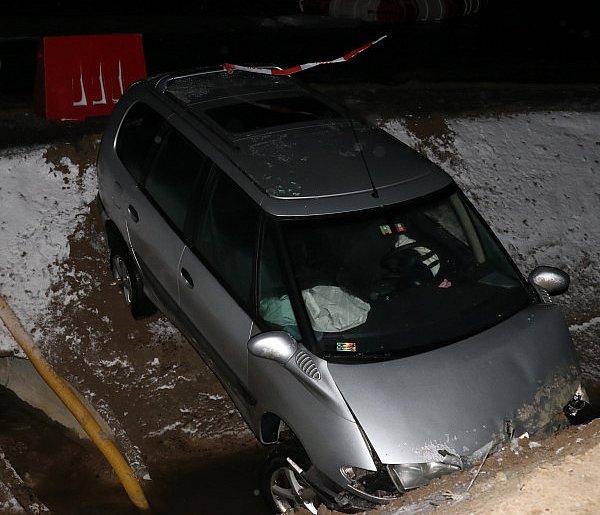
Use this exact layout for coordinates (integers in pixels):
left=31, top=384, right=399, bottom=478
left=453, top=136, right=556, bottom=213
left=0, top=0, right=599, bottom=105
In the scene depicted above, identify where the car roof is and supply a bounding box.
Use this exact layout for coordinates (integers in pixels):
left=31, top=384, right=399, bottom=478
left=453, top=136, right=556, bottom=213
left=146, top=68, right=453, bottom=217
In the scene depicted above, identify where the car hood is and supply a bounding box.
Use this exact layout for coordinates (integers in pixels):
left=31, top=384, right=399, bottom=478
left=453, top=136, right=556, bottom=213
left=328, top=304, right=579, bottom=465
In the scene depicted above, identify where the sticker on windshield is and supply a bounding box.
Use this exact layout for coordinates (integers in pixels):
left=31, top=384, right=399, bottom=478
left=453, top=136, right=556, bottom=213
left=379, top=224, right=392, bottom=236
left=336, top=342, right=357, bottom=352
left=394, top=222, right=407, bottom=233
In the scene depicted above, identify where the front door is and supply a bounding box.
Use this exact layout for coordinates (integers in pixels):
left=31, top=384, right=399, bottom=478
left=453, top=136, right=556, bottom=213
left=178, top=170, right=261, bottom=418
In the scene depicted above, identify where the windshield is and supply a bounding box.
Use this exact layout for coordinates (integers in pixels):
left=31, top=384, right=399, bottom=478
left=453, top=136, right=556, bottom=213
left=282, top=191, right=531, bottom=359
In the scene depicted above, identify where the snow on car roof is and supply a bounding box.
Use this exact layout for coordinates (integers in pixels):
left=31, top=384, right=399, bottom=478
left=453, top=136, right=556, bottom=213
left=164, top=69, right=300, bottom=106
left=155, top=68, right=451, bottom=212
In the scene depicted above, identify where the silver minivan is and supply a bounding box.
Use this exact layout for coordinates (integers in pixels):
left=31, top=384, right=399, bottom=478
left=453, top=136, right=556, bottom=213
left=96, top=67, right=584, bottom=513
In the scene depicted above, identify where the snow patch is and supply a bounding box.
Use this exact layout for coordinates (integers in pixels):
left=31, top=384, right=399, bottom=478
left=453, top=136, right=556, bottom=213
left=0, top=146, right=96, bottom=355
left=0, top=319, right=20, bottom=357
left=147, top=421, right=183, bottom=437
left=99, top=357, right=131, bottom=368
left=0, top=479, right=25, bottom=514
left=200, top=392, right=225, bottom=401
left=570, top=317, right=600, bottom=333
left=147, top=317, right=184, bottom=345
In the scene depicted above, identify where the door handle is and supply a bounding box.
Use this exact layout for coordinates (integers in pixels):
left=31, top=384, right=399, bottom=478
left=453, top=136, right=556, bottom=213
left=128, top=205, right=139, bottom=223
left=181, top=268, right=194, bottom=288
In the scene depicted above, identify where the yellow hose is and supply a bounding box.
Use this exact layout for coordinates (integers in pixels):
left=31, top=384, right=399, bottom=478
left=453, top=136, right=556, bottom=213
left=0, top=294, right=150, bottom=512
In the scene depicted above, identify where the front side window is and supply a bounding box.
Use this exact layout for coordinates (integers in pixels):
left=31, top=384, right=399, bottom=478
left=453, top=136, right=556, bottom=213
left=144, top=128, right=208, bottom=232
left=283, top=190, right=531, bottom=359
left=193, top=172, right=260, bottom=307
left=258, top=225, right=300, bottom=340
left=116, top=102, right=165, bottom=182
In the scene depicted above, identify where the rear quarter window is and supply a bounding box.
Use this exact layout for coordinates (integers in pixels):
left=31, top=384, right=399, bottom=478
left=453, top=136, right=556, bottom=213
left=116, top=102, right=165, bottom=183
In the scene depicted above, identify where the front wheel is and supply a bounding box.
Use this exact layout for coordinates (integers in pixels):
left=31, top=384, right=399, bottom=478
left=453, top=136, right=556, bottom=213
left=110, top=246, right=156, bottom=319
left=261, top=444, right=320, bottom=514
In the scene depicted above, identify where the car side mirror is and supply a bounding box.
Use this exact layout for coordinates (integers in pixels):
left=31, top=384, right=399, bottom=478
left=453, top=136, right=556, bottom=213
left=528, top=266, right=570, bottom=296
left=248, top=331, right=297, bottom=365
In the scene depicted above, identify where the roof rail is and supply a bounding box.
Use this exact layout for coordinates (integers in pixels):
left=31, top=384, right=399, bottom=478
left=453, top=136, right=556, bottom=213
left=155, top=66, right=225, bottom=93
left=155, top=64, right=285, bottom=94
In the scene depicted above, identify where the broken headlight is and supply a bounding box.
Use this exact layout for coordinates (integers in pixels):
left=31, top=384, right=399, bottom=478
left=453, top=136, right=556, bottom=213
left=340, top=465, right=397, bottom=499
left=386, top=462, right=461, bottom=492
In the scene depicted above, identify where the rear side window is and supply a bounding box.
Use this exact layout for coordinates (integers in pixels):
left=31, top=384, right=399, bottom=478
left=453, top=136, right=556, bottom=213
left=116, top=103, right=165, bottom=182
left=193, top=173, right=260, bottom=307
left=144, top=128, right=208, bottom=232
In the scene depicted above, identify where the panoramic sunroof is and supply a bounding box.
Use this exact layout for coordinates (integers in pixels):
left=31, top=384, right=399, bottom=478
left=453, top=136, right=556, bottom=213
left=204, top=96, right=341, bottom=133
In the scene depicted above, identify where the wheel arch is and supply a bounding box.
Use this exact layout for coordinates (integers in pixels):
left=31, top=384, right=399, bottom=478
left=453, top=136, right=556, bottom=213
left=249, top=356, right=377, bottom=488
left=104, top=220, right=156, bottom=319
left=104, top=220, right=127, bottom=252
left=260, top=412, right=284, bottom=445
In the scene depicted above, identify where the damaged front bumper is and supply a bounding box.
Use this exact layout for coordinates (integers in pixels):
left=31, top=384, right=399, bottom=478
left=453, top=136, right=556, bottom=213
left=387, top=461, right=462, bottom=491
left=299, top=384, right=589, bottom=513
left=564, top=384, right=589, bottom=419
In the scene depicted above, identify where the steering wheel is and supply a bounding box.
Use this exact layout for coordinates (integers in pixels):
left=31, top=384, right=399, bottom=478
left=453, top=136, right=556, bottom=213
left=371, top=247, right=436, bottom=299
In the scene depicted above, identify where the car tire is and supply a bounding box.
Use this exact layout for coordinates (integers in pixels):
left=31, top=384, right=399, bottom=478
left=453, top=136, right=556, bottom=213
left=110, top=245, right=156, bottom=319
left=260, top=442, right=320, bottom=515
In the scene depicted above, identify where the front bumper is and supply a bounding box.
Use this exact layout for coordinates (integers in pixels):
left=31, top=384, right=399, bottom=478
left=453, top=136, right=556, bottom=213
left=300, top=384, right=587, bottom=512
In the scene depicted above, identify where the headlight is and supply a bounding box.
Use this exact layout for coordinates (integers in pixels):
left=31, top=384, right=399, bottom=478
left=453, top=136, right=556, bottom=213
left=387, top=462, right=461, bottom=491
left=340, top=465, right=370, bottom=482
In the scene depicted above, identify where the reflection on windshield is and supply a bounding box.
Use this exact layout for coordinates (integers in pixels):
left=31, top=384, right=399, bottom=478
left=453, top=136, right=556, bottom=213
left=284, top=191, right=531, bottom=358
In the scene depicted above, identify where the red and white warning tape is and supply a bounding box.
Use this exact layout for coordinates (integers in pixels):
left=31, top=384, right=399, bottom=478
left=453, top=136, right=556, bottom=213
left=222, top=35, right=387, bottom=76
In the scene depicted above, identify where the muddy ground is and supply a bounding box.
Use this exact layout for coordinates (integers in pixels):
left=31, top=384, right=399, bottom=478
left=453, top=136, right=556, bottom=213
left=38, top=166, right=267, bottom=514
left=1, top=130, right=268, bottom=514
left=360, top=417, right=600, bottom=515
left=0, top=83, right=599, bottom=514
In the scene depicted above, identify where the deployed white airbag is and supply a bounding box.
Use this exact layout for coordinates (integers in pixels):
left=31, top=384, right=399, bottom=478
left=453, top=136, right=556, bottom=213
left=302, top=285, right=370, bottom=332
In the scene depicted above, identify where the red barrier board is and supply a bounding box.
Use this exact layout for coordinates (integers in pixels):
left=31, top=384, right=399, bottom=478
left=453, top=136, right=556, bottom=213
left=34, top=34, right=146, bottom=121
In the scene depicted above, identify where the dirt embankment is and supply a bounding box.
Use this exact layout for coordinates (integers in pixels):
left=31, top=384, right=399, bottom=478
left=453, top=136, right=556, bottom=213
left=303, top=418, right=600, bottom=515
left=392, top=417, right=600, bottom=515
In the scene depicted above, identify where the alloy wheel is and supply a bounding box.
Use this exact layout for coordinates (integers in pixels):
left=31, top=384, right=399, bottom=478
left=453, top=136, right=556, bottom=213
left=270, top=465, right=318, bottom=514
left=112, top=254, right=133, bottom=306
